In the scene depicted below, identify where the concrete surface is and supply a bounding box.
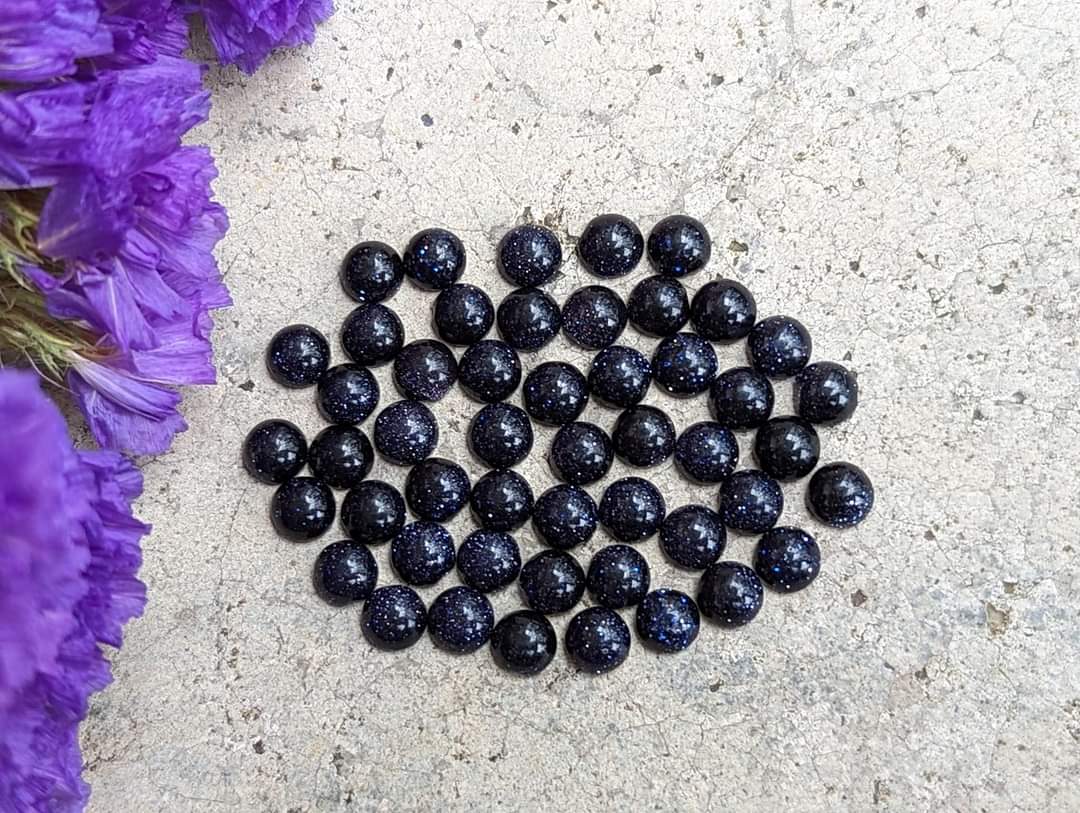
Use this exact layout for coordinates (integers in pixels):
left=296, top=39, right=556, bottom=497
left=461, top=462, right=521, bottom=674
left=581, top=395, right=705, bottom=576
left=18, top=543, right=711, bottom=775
left=82, top=1, right=1080, bottom=810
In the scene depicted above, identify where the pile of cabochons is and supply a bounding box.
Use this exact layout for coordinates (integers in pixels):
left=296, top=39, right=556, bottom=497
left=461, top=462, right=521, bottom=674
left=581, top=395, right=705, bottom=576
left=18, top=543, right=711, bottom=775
left=242, top=214, right=873, bottom=675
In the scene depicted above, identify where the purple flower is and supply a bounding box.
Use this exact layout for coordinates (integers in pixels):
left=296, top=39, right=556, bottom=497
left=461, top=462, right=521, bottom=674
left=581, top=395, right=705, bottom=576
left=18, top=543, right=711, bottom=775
left=0, top=0, right=112, bottom=83
left=199, top=0, right=333, bottom=73
left=0, top=370, right=148, bottom=811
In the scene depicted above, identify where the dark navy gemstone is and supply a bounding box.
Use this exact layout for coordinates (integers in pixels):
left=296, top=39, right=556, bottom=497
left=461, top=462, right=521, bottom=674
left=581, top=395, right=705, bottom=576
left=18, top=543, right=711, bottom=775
left=470, top=469, right=534, bottom=531
left=674, top=421, right=739, bottom=484
left=457, top=530, right=521, bottom=593
left=317, top=365, right=380, bottom=425
left=313, top=540, right=378, bottom=605
left=588, top=345, right=651, bottom=408
left=586, top=544, right=650, bottom=609
left=753, top=526, right=821, bottom=592
left=598, top=477, right=666, bottom=543
left=469, top=402, right=534, bottom=469
left=457, top=340, right=522, bottom=403
left=497, top=287, right=561, bottom=351
left=747, top=315, right=812, bottom=378
left=611, top=405, right=676, bottom=467
left=433, top=283, right=494, bottom=346
left=402, top=228, right=466, bottom=290
left=242, top=419, right=306, bottom=484
left=490, top=610, right=556, bottom=675
left=341, top=303, right=404, bottom=366
left=561, top=285, right=627, bottom=349
left=635, top=589, right=700, bottom=652
left=627, top=275, right=689, bottom=336
left=390, top=521, right=455, bottom=586
left=428, top=586, right=495, bottom=653
left=718, top=470, right=783, bottom=533
left=497, top=224, right=562, bottom=287
left=577, top=213, right=643, bottom=278
left=697, top=561, right=764, bottom=627
left=340, top=241, right=403, bottom=304
left=373, top=400, right=439, bottom=465
left=404, top=457, right=470, bottom=521
left=532, top=484, right=597, bottom=550
left=659, top=504, right=726, bottom=570
left=565, top=607, right=631, bottom=674
left=549, top=421, right=613, bottom=485
left=807, top=462, right=874, bottom=528
left=266, top=324, right=330, bottom=387
left=519, top=550, right=586, bottom=614
left=690, top=279, right=756, bottom=341
left=709, top=367, right=775, bottom=429
left=308, top=425, right=374, bottom=490
left=393, top=339, right=457, bottom=402
left=646, top=215, right=711, bottom=277
left=340, top=480, right=406, bottom=544
left=652, top=332, right=717, bottom=396
left=795, top=361, right=859, bottom=424
left=523, top=361, right=588, bottom=425
left=361, top=585, right=427, bottom=650
left=270, top=477, right=335, bottom=541
left=754, top=417, right=820, bottom=481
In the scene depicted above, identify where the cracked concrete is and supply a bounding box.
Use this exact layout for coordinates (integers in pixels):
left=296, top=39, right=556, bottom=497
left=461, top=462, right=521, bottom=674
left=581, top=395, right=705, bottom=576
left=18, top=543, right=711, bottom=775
left=83, top=0, right=1079, bottom=810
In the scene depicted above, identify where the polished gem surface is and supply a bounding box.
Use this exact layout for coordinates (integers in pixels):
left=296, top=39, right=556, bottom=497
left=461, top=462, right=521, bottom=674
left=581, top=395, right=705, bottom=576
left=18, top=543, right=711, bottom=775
left=549, top=421, right=613, bottom=485
left=519, top=549, right=586, bottom=614
left=522, top=361, right=589, bottom=425
left=497, top=224, right=562, bottom=287
left=627, top=275, right=689, bottom=336
left=313, top=540, right=378, bottom=605
left=635, top=589, right=700, bottom=652
left=404, top=457, right=470, bottom=521
left=652, top=332, right=717, bottom=395
left=576, top=213, right=644, bottom=278
left=646, top=214, right=711, bottom=277
left=390, top=521, right=456, bottom=586
left=373, top=400, right=439, bottom=465
left=717, top=469, right=784, bottom=533
left=428, top=586, right=495, bottom=653
left=753, top=417, right=820, bottom=481
left=588, top=345, right=651, bottom=408
left=795, top=361, right=859, bottom=424
left=393, top=339, right=457, bottom=401
left=586, top=544, right=650, bottom=609
left=317, top=364, right=380, bottom=425
left=361, top=585, right=427, bottom=650
left=611, top=405, right=676, bottom=467
left=340, top=241, right=403, bottom=304
left=341, top=303, right=405, bottom=366
left=457, top=339, right=522, bottom=403
left=659, top=504, right=726, bottom=570
left=340, top=480, right=406, bottom=544
left=697, top=561, right=764, bottom=627
left=402, top=228, right=466, bottom=290
left=496, top=287, right=562, bottom=351
left=270, top=477, right=336, bottom=542
left=807, top=462, right=874, bottom=528
left=709, top=366, right=775, bottom=430
left=242, top=419, right=307, bottom=484
left=753, top=526, right=821, bottom=592
left=490, top=610, right=557, bottom=675
left=565, top=607, right=631, bottom=674
left=747, top=315, right=812, bottom=379
left=674, top=421, right=738, bottom=483
left=469, top=402, right=534, bottom=469
left=532, top=484, right=598, bottom=550
left=598, top=477, right=666, bottom=542
left=470, top=469, right=534, bottom=531
left=690, top=279, right=756, bottom=341
left=266, top=324, right=330, bottom=387
left=457, top=530, right=521, bottom=593
left=561, top=285, right=627, bottom=349
left=308, top=425, right=374, bottom=490
left=433, top=283, right=494, bottom=346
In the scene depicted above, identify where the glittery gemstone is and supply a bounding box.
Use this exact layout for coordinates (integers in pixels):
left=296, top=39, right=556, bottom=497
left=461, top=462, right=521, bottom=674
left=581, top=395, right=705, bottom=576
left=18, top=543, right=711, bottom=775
left=561, top=285, right=627, bottom=349
left=270, top=477, right=336, bottom=542
left=490, top=610, right=557, bottom=675
left=402, top=228, right=466, bottom=290
left=588, top=345, right=652, bottom=408
left=457, top=340, right=522, bottom=403
left=470, top=469, right=534, bottom=531
left=611, top=405, right=676, bottom=467
left=457, top=530, right=522, bottom=593
left=340, top=480, right=406, bottom=544
left=659, top=504, right=726, bottom=570
left=627, top=275, right=689, bottom=336
left=469, top=402, right=534, bottom=469
left=340, top=241, right=404, bottom=304
left=586, top=544, right=650, bottom=608
left=317, top=364, right=380, bottom=424
left=548, top=421, right=614, bottom=485
left=312, top=540, right=378, bottom=605
left=652, top=332, right=717, bottom=396
left=373, top=400, right=439, bottom=465
left=690, top=279, right=756, bottom=341
left=577, top=214, right=644, bottom=278
left=496, top=287, right=562, bottom=351
left=522, top=361, right=589, bottom=425
left=390, top=521, right=456, bottom=586
left=361, top=585, right=427, bottom=650
left=635, top=589, right=700, bottom=652
left=433, top=283, right=494, bottom=345
left=807, top=462, right=874, bottom=528
left=532, top=484, right=598, bottom=550
left=753, top=526, right=821, bottom=592
left=243, top=419, right=307, bottom=484
left=392, top=339, right=458, bottom=401
left=519, top=549, right=586, bottom=614
left=709, top=366, right=775, bottom=429
left=404, top=457, right=471, bottom=521
left=266, top=324, right=330, bottom=387
left=795, top=361, right=859, bottom=424
left=697, top=561, right=764, bottom=627
left=717, top=470, right=784, bottom=533
left=598, top=477, right=666, bottom=543
left=747, top=315, right=812, bottom=379
left=674, top=421, right=739, bottom=483
left=646, top=215, right=711, bottom=277
left=428, top=586, right=495, bottom=653
left=565, top=607, right=631, bottom=674
left=497, top=224, right=562, bottom=287
left=753, top=417, right=820, bottom=481
left=308, top=425, right=374, bottom=490
left=341, top=303, right=405, bottom=366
